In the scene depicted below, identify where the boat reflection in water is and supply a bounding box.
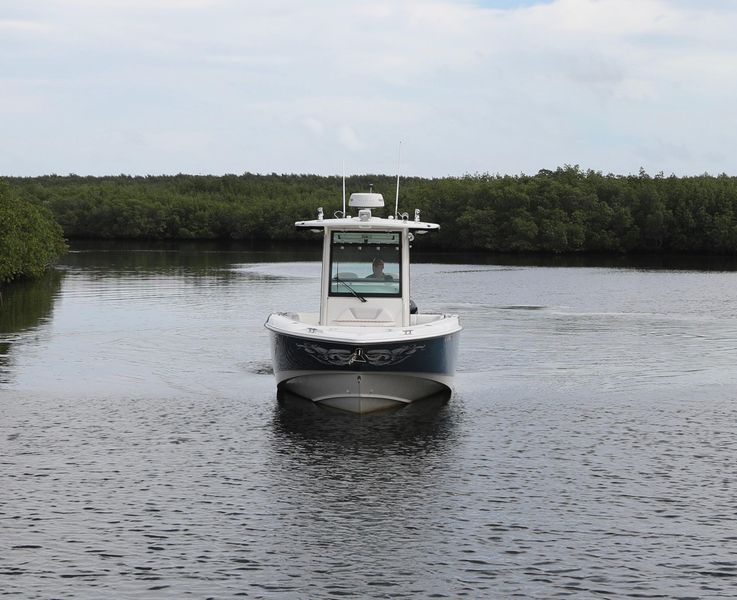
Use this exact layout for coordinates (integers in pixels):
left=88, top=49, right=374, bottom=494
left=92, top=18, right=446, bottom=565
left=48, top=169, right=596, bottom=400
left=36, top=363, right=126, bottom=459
left=265, top=186, right=462, bottom=414
left=273, top=388, right=455, bottom=450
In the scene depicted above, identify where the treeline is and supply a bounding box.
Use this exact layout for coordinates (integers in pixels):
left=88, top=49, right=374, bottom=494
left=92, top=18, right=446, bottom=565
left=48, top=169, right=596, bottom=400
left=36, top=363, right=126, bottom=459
left=6, top=166, right=737, bottom=254
left=0, top=181, right=66, bottom=283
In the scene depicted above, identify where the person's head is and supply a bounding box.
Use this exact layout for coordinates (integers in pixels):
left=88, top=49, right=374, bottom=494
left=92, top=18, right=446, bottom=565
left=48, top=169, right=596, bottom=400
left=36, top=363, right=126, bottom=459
left=372, top=258, right=385, bottom=275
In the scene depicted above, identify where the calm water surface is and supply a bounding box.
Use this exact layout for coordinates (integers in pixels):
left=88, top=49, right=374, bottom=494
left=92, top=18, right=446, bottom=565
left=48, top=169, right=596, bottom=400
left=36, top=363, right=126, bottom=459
left=2, top=243, right=737, bottom=598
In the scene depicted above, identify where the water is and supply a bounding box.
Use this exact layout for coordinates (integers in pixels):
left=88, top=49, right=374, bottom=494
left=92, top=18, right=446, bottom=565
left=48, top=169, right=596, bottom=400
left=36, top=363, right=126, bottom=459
left=2, top=243, right=737, bottom=598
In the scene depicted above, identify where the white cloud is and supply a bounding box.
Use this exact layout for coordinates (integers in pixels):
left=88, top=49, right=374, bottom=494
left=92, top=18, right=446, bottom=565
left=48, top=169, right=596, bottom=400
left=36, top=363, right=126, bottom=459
left=0, top=19, right=54, bottom=32
left=2, top=0, right=737, bottom=176
left=338, top=126, right=362, bottom=152
left=303, top=117, right=324, bottom=137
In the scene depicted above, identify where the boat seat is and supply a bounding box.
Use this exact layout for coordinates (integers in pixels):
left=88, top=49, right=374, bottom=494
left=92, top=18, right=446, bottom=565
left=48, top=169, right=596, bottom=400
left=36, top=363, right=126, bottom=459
left=335, top=272, right=358, bottom=280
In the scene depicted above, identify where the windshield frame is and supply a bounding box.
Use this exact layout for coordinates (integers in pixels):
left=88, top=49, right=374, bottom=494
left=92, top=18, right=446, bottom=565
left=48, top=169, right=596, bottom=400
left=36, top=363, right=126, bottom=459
left=328, top=230, right=403, bottom=299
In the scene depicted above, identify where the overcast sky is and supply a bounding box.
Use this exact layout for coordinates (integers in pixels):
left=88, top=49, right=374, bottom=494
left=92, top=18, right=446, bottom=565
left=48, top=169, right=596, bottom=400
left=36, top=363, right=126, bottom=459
left=2, top=0, right=736, bottom=177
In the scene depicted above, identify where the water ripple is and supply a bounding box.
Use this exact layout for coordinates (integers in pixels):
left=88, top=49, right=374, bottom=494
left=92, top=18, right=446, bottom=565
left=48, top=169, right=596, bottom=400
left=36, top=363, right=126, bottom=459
left=3, top=253, right=737, bottom=598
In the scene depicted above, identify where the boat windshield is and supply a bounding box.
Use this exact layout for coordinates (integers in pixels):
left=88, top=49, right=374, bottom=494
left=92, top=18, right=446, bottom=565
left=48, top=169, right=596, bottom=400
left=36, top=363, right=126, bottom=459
left=329, top=231, right=401, bottom=297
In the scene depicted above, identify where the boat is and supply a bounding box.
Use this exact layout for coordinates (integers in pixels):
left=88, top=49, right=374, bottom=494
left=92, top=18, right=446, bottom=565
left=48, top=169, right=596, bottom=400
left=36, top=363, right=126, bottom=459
left=264, top=182, right=461, bottom=414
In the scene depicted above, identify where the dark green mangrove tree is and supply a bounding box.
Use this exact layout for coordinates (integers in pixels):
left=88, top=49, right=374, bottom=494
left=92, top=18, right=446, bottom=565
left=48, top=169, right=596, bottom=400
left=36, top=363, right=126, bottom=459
left=0, top=180, right=67, bottom=283
left=6, top=166, right=737, bottom=255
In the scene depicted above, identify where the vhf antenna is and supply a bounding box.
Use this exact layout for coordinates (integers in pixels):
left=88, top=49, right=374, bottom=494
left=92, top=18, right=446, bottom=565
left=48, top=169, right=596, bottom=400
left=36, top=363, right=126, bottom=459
left=394, top=141, right=402, bottom=218
left=342, top=160, right=346, bottom=216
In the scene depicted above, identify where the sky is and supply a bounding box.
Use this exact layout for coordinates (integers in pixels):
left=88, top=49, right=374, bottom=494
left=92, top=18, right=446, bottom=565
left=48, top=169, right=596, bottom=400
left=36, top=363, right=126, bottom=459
left=2, top=0, right=737, bottom=178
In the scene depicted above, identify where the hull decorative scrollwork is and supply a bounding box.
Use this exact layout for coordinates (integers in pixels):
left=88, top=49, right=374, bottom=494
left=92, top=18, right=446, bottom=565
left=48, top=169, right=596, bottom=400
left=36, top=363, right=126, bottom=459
left=296, top=342, right=425, bottom=367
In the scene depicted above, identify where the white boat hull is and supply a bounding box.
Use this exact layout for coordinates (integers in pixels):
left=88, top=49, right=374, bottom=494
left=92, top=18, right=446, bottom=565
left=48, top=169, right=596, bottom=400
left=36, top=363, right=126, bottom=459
left=265, top=312, right=461, bottom=414
left=276, top=371, right=453, bottom=413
